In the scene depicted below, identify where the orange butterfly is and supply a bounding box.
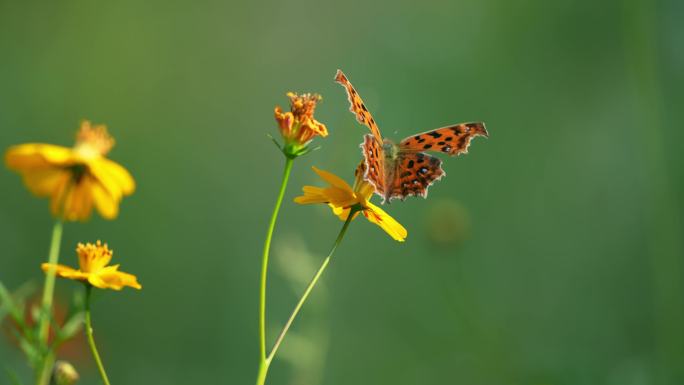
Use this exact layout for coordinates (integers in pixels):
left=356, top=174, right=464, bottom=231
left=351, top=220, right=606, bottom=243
left=335, top=69, right=489, bottom=203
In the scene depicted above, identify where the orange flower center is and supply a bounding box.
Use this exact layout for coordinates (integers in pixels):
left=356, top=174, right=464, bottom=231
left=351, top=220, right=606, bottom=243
left=76, top=240, right=113, bottom=273
left=287, top=92, right=322, bottom=119
left=73, top=121, right=115, bottom=159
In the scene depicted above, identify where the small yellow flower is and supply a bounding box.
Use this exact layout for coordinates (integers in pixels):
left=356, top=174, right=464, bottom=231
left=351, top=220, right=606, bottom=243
left=275, top=92, right=328, bottom=155
left=41, top=241, right=141, bottom=291
left=294, top=166, right=407, bottom=242
left=5, top=120, right=135, bottom=221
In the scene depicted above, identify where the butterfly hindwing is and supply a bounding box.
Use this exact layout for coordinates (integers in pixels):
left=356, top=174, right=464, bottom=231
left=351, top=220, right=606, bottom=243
left=360, top=134, right=386, bottom=198
left=399, top=122, right=488, bottom=156
left=387, top=152, right=445, bottom=202
left=335, top=70, right=383, bottom=143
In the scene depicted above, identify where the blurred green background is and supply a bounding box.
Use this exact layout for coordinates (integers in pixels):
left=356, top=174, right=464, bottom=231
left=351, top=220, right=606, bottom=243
left=1, top=0, right=683, bottom=384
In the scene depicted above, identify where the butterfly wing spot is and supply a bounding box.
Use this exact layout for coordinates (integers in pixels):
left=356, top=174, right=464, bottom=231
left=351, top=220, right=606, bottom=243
left=399, top=122, right=488, bottom=156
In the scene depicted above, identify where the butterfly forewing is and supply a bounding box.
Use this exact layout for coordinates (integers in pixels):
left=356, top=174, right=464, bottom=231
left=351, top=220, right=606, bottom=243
left=335, top=70, right=383, bottom=143
left=387, top=152, right=445, bottom=202
left=399, top=122, right=488, bottom=156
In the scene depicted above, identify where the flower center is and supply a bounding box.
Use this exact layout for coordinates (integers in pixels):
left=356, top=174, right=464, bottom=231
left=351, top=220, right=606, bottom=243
left=73, top=121, right=115, bottom=159
left=287, top=92, right=322, bottom=118
left=76, top=240, right=113, bottom=273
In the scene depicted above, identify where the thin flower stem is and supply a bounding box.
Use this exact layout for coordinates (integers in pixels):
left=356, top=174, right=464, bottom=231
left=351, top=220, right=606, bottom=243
left=38, top=220, right=63, bottom=342
left=256, top=209, right=357, bottom=385
left=84, top=285, right=112, bottom=385
left=36, top=220, right=63, bottom=385
left=257, top=158, right=294, bottom=368
left=35, top=352, right=54, bottom=385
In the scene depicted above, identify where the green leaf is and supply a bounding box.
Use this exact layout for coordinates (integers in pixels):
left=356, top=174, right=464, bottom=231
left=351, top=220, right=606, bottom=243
left=0, top=281, right=24, bottom=327
left=54, top=312, right=84, bottom=345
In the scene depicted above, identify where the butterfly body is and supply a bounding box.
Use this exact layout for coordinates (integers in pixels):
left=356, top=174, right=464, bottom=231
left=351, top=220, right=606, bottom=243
left=382, top=140, right=400, bottom=161
left=336, top=69, right=488, bottom=203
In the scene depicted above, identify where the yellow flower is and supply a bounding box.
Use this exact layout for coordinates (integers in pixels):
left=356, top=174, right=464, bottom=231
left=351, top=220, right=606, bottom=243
left=5, top=120, right=135, bottom=221
left=275, top=92, right=328, bottom=154
left=294, top=166, right=407, bottom=242
left=41, top=241, right=141, bottom=290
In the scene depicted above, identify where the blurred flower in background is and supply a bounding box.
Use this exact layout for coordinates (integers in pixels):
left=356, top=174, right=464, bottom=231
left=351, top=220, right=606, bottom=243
left=4, top=120, right=135, bottom=221
left=424, top=199, right=472, bottom=249
left=53, top=360, right=79, bottom=385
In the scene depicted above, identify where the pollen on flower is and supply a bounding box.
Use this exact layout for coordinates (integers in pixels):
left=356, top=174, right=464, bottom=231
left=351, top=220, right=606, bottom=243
left=77, top=240, right=112, bottom=259
left=75, top=120, right=115, bottom=157
left=76, top=240, right=113, bottom=272
left=287, top=92, right=322, bottom=118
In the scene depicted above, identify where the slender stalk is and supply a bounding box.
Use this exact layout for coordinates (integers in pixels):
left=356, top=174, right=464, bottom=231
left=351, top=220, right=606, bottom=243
left=84, top=285, right=111, bottom=385
left=257, top=158, right=295, bottom=371
left=36, top=220, right=63, bottom=385
left=35, top=352, right=54, bottom=385
left=256, top=210, right=357, bottom=385
left=38, top=221, right=63, bottom=342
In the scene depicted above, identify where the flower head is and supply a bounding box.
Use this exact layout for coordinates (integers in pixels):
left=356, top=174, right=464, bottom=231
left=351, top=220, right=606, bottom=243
left=274, top=92, right=328, bottom=157
left=5, top=120, right=135, bottom=221
left=54, top=361, right=80, bottom=385
left=294, top=165, right=407, bottom=241
left=41, top=241, right=141, bottom=290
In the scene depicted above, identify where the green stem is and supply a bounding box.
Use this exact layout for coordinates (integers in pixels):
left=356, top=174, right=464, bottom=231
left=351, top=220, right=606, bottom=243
left=257, top=158, right=295, bottom=374
left=35, top=352, right=54, bottom=385
left=256, top=209, right=357, bottom=385
left=36, top=220, right=63, bottom=385
left=38, top=221, right=63, bottom=343
left=84, top=285, right=111, bottom=385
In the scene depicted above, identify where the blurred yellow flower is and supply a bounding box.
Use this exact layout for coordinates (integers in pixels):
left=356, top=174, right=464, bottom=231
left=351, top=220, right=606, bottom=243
left=5, top=120, right=135, bottom=221
left=275, top=92, right=328, bottom=154
left=41, top=241, right=141, bottom=291
left=294, top=166, right=407, bottom=242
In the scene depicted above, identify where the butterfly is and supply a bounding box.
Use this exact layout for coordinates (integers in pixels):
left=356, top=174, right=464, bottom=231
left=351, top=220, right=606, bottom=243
left=335, top=69, right=489, bottom=203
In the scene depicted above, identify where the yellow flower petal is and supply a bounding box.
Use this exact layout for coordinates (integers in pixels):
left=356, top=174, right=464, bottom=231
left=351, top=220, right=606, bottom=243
left=88, top=158, right=135, bottom=199
left=364, top=202, right=408, bottom=242
left=321, top=186, right=357, bottom=207
left=5, top=144, right=75, bottom=170
left=97, top=266, right=142, bottom=290
left=294, top=186, right=330, bottom=204
left=22, top=168, right=71, bottom=197
left=41, top=263, right=89, bottom=281
left=311, top=167, right=353, bottom=193
left=61, top=177, right=94, bottom=222
left=91, top=180, right=119, bottom=219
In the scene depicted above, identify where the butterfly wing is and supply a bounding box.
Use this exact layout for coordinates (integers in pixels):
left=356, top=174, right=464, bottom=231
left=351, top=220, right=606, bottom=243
left=360, top=134, right=387, bottom=199
left=387, top=152, right=445, bottom=202
left=399, top=122, right=488, bottom=155
left=335, top=70, right=383, bottom=143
